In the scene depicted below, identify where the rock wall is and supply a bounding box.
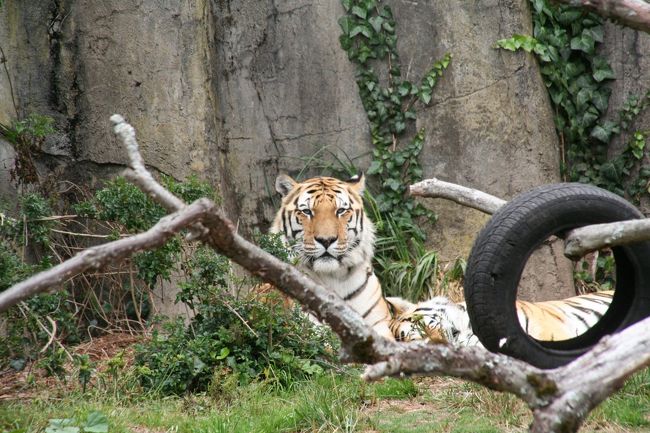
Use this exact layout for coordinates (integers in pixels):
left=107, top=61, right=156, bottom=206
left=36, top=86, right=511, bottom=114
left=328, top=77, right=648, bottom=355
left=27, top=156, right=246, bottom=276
left=209, top=0, right=372, bottom=227
left=3, top=1, right=647, bottom=303
left=602, top=22, right=650, bottom=213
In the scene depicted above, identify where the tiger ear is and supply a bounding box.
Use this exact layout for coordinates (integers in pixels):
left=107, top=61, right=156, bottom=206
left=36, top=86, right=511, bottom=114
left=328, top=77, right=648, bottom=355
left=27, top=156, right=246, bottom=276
left=386, top=296, right=415, bottom=317
left=275, top=174, right=297, bottom=197
left=346, top=173, right=365, bottom=194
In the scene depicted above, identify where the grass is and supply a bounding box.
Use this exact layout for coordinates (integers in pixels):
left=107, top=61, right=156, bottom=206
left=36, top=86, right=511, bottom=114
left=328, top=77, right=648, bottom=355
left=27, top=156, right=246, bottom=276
left=3, top=369, right=650, bottom=433
left=0, top=371, right=410, bottom=433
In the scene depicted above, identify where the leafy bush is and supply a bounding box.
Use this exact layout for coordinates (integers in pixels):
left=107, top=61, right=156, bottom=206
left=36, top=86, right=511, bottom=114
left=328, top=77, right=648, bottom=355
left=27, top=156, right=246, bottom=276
left=0, top=174, right=224, bottom=370
left=0, top=113, right=56, bottom=185
left=135, top=247, right=339, bottom=395
left=0, top=193, right=79, bottom=369
left=1, top=173, right=338, bottom=393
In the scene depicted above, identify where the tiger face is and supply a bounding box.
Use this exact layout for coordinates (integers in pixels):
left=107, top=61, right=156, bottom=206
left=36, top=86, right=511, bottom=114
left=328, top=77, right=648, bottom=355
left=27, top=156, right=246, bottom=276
left=387, top=296, right=480, bottom=346
left=270, top=174, right=374, bottom=276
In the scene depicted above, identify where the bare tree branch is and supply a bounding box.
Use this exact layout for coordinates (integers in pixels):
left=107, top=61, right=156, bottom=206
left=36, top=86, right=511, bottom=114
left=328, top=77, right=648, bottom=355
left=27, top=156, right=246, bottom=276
left=564, top=219, right=650, bottom=258
left=110, top=114, right=186, bottom=213
left=409, top=178, right=506, bottom=214
left=0, top=200, right=211, bottom=313
left=362, top=344, right=552, bottom=408
left=552, top=0, right=650, bottom=34
left=531, top=316, right=650, bottom=432
left=409, top=176, right=650, bottom=259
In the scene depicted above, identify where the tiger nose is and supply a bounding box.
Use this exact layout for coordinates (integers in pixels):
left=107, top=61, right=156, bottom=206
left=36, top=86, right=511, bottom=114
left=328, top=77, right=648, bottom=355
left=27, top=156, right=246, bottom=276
left=315, top=236, right=337, bottom=248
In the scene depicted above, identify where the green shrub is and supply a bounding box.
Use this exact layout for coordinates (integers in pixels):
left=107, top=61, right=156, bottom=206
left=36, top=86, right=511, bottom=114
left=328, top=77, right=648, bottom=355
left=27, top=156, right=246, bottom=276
left=135, top=293, right=338, bottom=395
left=135, top=242, right=338, bottom=395
left=1, top=173, right=338, bottom=393
left=0, top=175, right=224, bottom=371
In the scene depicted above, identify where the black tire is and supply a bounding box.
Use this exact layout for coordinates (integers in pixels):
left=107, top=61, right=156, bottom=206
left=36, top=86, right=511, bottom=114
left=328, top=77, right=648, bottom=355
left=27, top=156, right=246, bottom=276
left=464, top=183, right=650, bottom=369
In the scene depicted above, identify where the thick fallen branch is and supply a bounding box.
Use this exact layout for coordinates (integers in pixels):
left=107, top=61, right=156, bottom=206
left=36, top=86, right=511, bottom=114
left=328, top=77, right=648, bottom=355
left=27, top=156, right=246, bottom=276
left=564, top=219, right=650, bottom=258
left=531, top=316, right=650, bottom=432
left=410, top=177, right=650, bottom=258
left=409, top=178, right=506, bottom=214
left=3, top=115, right=650, bottom=432
left=0, top=200, right=210, bottom=313
left=553, top=0, right=650, bottom=34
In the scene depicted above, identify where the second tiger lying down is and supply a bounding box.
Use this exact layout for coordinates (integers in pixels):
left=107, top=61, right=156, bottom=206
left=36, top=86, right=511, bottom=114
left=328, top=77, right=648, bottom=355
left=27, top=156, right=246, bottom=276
left=388, top=291, right=613, bottom=345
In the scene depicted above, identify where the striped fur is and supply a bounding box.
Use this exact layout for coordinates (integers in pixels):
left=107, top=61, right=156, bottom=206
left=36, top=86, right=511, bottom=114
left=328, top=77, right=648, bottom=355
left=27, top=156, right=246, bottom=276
left=388, top=291, right=614, bottom=346
left=387, top=296, right=480, bottom=346
left=271, top=174, right=394, bottom=340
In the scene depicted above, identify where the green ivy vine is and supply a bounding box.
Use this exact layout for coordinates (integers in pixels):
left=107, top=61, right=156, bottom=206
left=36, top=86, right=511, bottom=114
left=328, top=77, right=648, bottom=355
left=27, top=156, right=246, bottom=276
left=496, top=0, right=650, bottom=204
left=338, top=0, right=451, bottom=231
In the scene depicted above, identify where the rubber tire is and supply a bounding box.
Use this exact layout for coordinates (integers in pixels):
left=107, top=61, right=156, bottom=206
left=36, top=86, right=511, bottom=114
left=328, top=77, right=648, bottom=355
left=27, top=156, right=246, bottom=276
left=464, top=183, right=650, bottom=369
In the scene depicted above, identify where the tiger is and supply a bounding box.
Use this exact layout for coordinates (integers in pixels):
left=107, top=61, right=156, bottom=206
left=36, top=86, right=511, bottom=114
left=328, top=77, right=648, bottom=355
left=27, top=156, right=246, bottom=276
left=270, top=174, right=615, bottom=346
left=388, top=290, right=614, bottom=346
left=270, top=173, right=394, bottom=340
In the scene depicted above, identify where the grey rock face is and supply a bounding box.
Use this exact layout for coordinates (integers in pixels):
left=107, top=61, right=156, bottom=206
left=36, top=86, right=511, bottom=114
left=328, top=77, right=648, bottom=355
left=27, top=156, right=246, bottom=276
left=5, top=1, right=646, bottom=303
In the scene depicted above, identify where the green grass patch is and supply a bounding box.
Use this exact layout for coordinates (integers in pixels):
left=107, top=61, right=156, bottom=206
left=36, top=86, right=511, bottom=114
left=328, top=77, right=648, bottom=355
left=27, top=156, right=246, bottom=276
left=372, top=377, right=419, bottom=399
left=0, top=371, right=392, bottom=433
left=370, top=409, right=444, bottom=433
left=3, top=369, right=650, bottom=433
left=590, top=368, right=650, bottom=428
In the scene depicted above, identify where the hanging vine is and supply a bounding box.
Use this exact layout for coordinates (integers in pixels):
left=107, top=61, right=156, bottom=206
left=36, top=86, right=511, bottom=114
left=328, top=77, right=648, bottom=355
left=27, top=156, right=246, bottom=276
left=338, top=0, right=451, bottom=231
left=496, top=0, right=650, bottom=204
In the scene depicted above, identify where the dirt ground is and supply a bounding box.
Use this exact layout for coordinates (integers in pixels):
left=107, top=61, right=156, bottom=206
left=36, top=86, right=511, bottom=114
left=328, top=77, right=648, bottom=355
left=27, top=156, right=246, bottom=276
left=0, top=332, right=141, bottom=400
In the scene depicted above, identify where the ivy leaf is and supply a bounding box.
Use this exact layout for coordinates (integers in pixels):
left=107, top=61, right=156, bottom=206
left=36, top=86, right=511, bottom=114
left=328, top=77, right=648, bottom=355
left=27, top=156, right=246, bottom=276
left=592, top=65, right=614, bottom=82
left=383, top=178, right=402, bottom=192
left=338, top=16, right=353, bottom=35
left=494, top=34, right=538, bottom=53
left=558, top=9, right=583, bottom=25
left=591, top=89, right=610, bottom=112
left=576, top=88, right=593, bottom=110
left=441, top=54, right=451, bottom=68
left=358, top=46, right=373, bottom=63
left=581, top=108, right=599, bottom=126
left=339, top=34, right=352, bottom=50
left=368, top=16, right=384, bottom=33
left=379, top=5, right=393, bottom=19
left=588, top=25, right=604, bottom=43
left=549, top=87, right=565, bottom=105
left=419, top=89, right=432, bottom=104
left=590, top=125, right=610, bottom=143
left=397, top=82, right=412, bottom=96
left=351, top=5, right=367, bottom=19
left=533, top=44, right=550, bottom=62
left=570, top=31, right=595, bottom=54
left=564, top=61, right=584, bottom=78
left=404, top=109, right=417, bottom=120
left=367, top=160, right=383, bottom=175
left=495, top=37, right=517, bottom=51
left=350, top=25, right=371, bottom=38
left=600, top=162, right=621, bottom=182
